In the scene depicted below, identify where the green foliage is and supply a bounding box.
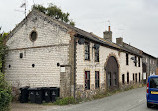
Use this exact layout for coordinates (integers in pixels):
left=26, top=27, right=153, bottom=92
left=32, top=4, right=75, bottom=26
left=0, top=32, right=12, bottom=111
left=0, top=74, right=12, bottom=111
left=54, top=97, right=76, bottom=105
left=32, top=4, right=46, bottom=14
left=0, top=33, right=8, bottom=72
left=92, top=84, right=144, bottom=100
left=69, top=20, right=75, bottom=27
left=53, top=84, right=144, bottom=106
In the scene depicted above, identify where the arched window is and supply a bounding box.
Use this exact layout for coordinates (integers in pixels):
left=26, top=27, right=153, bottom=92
left=30, top=31, right=37, bottom=42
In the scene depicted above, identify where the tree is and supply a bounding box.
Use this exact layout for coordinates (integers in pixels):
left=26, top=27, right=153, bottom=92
left=32, top=4, right=75, bottom=26
left=0, top=33, right=8, bottom=72
left=0, top=31, right=12, bottom=111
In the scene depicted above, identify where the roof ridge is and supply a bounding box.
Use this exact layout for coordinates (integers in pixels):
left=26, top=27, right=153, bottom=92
left=90, top=32, right=120, bottom=48
left=6, top=9, right=142, bottom=57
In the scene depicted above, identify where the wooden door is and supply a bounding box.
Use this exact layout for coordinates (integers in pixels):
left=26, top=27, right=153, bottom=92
left=106, top=56, right=119, bottom=89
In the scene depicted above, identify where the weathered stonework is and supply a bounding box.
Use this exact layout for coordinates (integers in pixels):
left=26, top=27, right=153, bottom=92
left=60, top=66, right=71, bottom=97
left=75, top=39, right=142, bottom=98
left=142, top=53, right=157, bottom=78
left=5, top=10, right=143, bottom=99
left=67, top=30, right=77, bottom=97
left=116, top=38, right=157, bottom=82
left=5, top=11, right=71, bottom=97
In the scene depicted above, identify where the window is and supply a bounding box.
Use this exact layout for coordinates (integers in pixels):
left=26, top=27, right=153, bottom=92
left=135, top=56, right=137, bottom=67
left=146, top=58, right=148, bottom=63
left=127, top=72, right=129, bottom=84
left=9, top=65, right=11, bottom=68
left=114, top=72, right=117, bottom=86
left=94, top=47, right=99, bottom=62
left=30, top=31, right=37, bottom=42
left=85, top=42, right=90, bottom=60
left=122, top=74, right=125, bottom=84
left=133, top=73, right=135, bottom=82
left=139, top=73, right=141, bottom=82
left=20, top=53, right=23, bottom=58
left=150, top=78, right=158, bottom=88
left=126, top=53, right=129, bottom=65
left=138, top=57, right=140, bottom=67
left=95, top=71, right=99, bottom=88
left=32, top=64, right=35, bottom=68
left=135, top=73, right=137, bottom=83
left=85, top=71, right=90, bottom=90
left=108, top=72, right=112, bottom=87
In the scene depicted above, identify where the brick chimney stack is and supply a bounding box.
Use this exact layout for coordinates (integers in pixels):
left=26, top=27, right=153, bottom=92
left=108, top=26, right=111, bottom=31
left=103, top=26, right=112, bottom=42
left=116, top=37, right=123, bottom=46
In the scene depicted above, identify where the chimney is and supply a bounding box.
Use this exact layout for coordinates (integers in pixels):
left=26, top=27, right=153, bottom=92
left=116, top=37, right=123, bottom=46
left=103, top=26, right=112, bottom=42
left=108, top=26, right=111, bottom=31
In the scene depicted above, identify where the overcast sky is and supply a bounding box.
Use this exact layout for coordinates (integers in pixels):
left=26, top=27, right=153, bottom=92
left=0, top=0, right=157, bottom=57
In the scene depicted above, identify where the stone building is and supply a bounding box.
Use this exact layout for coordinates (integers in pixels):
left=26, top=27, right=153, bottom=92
left=116, top=37, right=157, bottom=83
left=142, top=53, right=157, bottom=80
left=5, top=10, right=143, bottom=98
left=156, top=58, right=158, bottom=75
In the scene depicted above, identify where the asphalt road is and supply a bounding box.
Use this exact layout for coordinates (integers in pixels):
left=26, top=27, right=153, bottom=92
left=48, top=87, right=158, bottom=111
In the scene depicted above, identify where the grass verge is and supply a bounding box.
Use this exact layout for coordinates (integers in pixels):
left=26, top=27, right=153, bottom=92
left=44, top=84, right=145, bottom=105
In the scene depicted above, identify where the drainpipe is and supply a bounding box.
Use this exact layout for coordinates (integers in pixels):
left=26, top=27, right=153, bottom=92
left=74, top=36, right=77, bottom=98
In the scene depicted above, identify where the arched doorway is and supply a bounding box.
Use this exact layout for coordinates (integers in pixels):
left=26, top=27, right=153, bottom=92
left=105, top=56, right=119, bottom=89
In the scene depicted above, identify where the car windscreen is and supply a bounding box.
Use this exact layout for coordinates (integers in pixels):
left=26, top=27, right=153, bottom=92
left=150, top=78, right=158, bottom=88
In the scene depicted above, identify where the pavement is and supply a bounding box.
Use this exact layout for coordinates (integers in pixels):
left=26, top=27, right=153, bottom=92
left=11, top=103, right=59, bottom=111
left=11, top=87, right=158, bottom=111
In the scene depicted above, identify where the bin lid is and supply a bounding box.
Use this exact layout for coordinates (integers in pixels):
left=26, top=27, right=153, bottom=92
left=42, top=87, right=50, bottom=90
left=50, top=87, right=58, bottom=89
left=36, top=87, right=43, bottom=90
left=50, top=87, right=60, bottom=89
left=28, top=88, right=38, bottom=91
left=20, top=86, right=30, bottom=90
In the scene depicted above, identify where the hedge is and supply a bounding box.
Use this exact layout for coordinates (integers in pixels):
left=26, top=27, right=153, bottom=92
left=0, top=74, right=12, bottom=111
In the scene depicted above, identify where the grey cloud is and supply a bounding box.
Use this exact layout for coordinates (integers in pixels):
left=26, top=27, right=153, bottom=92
left=0, top=0, right=157, bottom=57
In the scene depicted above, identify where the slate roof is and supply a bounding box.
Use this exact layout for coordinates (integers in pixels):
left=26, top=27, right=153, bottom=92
left=7, top=9, right=142, bottom=57
left=143, top=51, right=157, bottom=59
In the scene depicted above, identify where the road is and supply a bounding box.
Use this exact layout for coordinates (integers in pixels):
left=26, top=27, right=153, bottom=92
left=48, top=87, right=158, bottom=111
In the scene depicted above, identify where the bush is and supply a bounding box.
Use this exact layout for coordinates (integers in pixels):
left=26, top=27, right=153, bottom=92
left=0, top=74, right=12, bottom=111
left=0, top=32, right=12, bottom=110
left=54, top=97, right=76, bottom=105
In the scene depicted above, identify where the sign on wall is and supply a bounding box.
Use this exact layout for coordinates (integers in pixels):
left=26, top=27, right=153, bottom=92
left=143, top=73, right=146, bottom=80
left=60, top=67, right=66, bottom=72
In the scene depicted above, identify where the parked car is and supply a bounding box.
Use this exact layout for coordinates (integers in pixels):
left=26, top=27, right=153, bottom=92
left=146, top=75, right=158, bottom=108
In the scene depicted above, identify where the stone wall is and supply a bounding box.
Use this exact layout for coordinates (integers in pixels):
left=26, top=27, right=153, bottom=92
left=75, top=39, right=142, bottom=98
left=5, top=10, right=144, bottom=99
left=142, top=54, right=157, bottom=77
left=5, top=11, right=72, bottom=97
left=60, top=66, right=71, bottom=97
